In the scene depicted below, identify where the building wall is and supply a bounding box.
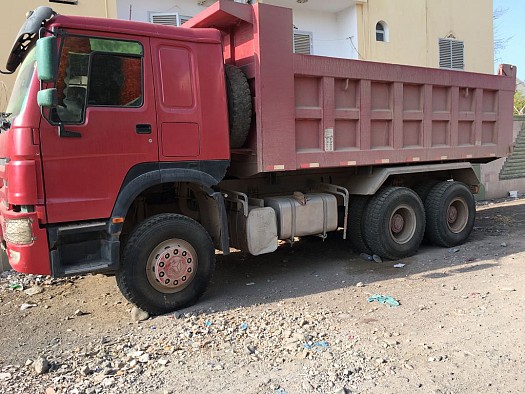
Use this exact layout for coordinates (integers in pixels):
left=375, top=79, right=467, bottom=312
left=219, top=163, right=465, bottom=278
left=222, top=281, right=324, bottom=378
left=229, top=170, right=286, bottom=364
left=0, top=0, right=116, bottom=111
left=360, top=0, right=493, bottom=73
left=116, top=0, right=359, bottom=60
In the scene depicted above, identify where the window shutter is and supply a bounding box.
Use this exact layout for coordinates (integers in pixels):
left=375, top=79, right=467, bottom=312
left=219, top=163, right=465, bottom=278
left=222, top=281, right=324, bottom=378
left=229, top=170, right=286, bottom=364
left=439, top=38, right=464, bottom=70
left=150, top=13, right=191, bottom=27
left=178, top=15, right=192, bottom=25
left=293, top=31, right=313, bottom=55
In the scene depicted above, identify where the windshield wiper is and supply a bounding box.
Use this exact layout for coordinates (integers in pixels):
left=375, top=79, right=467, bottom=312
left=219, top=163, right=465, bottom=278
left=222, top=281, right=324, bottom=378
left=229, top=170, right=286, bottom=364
left=0, top=113, right=12, bottom=131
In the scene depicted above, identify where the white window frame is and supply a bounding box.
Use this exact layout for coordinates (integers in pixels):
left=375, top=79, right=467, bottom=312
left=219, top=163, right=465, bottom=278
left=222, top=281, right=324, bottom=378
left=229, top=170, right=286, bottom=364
left=439, top=38, right=464, bottom=70
left=375, top=21, right=388, bottom=42
left=149, top=12, right=192, bottom=27
left=293, top=30, right=313, bottom=55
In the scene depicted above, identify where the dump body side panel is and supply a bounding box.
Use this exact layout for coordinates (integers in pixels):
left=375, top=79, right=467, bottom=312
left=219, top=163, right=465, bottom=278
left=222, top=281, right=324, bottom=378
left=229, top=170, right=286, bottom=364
left=186, top=0, right=516, bottom=178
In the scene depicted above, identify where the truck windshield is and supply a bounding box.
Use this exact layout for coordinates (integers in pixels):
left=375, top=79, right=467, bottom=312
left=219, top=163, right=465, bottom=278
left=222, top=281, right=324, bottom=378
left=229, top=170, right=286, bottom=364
left=5, top=47, right=37, bottom=119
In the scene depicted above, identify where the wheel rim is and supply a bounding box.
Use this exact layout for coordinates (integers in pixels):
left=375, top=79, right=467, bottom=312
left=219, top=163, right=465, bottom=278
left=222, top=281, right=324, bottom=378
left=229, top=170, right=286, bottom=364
left=146, top=239, right=198, bottom=294
left=389, top=204, right=417, bottom=244
left=446, top=197, right=469, bottom=233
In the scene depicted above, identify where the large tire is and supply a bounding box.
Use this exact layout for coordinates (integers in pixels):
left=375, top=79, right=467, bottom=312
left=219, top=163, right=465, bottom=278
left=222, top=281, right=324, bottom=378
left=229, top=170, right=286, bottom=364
left=424, top=181, right=476, bottom=247
left=348, top=195, right=372, bottom=254
left=413, top=181, right=438, bottom=203
left=363, top=187, right=425, bottom=260
left=225, top=64, right=252, bottom=148
left=116, top=214, right=215, bottom=315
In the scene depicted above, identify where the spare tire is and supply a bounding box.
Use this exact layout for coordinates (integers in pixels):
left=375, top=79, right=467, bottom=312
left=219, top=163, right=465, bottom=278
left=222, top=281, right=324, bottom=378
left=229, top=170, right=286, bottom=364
left=225, top=64, right=252, bottom=148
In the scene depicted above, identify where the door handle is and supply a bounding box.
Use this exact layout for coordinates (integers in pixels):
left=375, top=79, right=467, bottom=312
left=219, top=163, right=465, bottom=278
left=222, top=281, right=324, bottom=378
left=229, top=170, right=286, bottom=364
left=136, top=124, right=152, bottom=134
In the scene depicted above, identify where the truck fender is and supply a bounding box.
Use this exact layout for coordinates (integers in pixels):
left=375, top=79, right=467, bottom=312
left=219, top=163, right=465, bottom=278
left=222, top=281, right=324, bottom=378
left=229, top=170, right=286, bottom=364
left=108, top=162, right=230, bottom=253
left=342, top=163, right=479, bottom=195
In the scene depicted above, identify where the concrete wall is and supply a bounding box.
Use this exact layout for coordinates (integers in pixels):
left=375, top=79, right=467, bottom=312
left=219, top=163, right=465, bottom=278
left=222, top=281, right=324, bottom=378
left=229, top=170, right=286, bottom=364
left=0, top=0, right=116, bottom=111
left=478, top=118, right=525, bottom=200
left=359, top=0, right=493, bottom=73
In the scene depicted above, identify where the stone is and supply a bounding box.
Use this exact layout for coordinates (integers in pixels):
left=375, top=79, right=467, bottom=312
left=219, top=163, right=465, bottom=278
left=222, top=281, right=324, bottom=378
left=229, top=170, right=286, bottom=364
left=80, top=365, right=91, bottom=376
left=356, top=282, right=365, bottom=288
left=34, top=356, right=50, bottom=374
left=23, top=286, right=44, bottom=296
left=20, top=303, right=37, bottom=311
left=131, top=307, right=149, bottom=322
left=74, top=309, right=87, bottom=316
left=138, top=354, right=150, bottom=363
left=0, top=372, right=12, bottom=380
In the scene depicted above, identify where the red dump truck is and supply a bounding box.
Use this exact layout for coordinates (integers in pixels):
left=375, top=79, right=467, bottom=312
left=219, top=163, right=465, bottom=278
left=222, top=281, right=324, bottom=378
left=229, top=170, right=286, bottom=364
left=0, top=0, right=516, bottom=314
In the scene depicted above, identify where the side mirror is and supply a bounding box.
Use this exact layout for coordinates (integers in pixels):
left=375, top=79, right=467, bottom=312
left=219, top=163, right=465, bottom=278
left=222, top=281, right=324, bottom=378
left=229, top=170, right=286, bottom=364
left=37, top=88, right=57, bottom=108
left=36, top=36, right=57, bottom=82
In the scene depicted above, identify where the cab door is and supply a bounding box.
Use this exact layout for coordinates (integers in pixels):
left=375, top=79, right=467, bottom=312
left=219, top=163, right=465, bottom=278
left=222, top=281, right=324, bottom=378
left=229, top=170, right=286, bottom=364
left=39, top=32, right=157, bottom=223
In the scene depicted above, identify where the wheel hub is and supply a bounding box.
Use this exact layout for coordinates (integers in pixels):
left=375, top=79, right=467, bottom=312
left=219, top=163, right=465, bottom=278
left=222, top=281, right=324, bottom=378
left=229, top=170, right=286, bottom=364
left=447, top=205, right=458, bottom=223
left=391, top=213, right=405, bottom=233
left=388, top=204, right=416, bottom=244
left=147, top=239, right=198, bottom=293
left=446, top=198, right=469, bottom=233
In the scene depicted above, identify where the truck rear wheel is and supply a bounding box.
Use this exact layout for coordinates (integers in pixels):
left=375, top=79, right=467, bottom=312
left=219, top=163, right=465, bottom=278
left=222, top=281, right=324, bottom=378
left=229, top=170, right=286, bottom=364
left=348, top=195, right=372, bottom=254
left=424, top=181, right=475, bottom=247
left=363, top=187, right=425, bottom=260
left=225, top=64, right=252, bottom=148
left=116, top=213, right=215, bottom=315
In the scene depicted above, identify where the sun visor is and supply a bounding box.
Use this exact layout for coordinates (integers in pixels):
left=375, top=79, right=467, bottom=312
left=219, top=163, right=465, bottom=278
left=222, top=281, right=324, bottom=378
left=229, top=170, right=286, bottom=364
left=6, top=6, right=56, bottom=72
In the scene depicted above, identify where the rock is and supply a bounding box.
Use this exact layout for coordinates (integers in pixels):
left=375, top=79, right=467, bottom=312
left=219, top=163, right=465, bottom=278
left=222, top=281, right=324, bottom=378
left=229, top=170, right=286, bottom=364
left=80, top=365, right=91, bottom=376
left=138, top=353, right=150, bottom=363
left=356, top=282, right=365, bottom=288
left=74, top=309, right=87, bottom=316
left=131, top=306, right=149, bottom=322
left=34, top=356, right=50, bottom=374
left=45, top=387, right=56, bottom=394
left=302, top=381, right=315, bottom=391
left=501, top=287, right=516, bottom=292
left=25, top=359, right=33, bottom=366
left=157, top=358, right=169, bottom=366
left=23, top=286, right=44, bottom=296
left=102, top=377, right=115, bottom=387
left=20, top=303, right=37, bottom=311
left=500, top=242, right=507, bottom=247
left=0, top=372, right=12, bottom=380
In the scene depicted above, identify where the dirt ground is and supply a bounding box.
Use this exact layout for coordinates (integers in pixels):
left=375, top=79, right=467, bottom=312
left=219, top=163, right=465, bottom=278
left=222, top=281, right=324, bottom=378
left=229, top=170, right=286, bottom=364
left=1, top=198, right=525, bottom=393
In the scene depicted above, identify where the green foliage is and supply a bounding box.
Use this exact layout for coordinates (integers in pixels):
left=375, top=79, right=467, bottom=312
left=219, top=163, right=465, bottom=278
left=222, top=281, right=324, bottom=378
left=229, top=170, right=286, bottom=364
left=514, top=90, right=525, bottom=116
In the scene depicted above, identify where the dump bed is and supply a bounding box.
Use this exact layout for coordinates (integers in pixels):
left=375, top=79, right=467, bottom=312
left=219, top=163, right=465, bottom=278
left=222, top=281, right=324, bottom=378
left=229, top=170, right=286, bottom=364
left=186, top=0, right=516, bottom=177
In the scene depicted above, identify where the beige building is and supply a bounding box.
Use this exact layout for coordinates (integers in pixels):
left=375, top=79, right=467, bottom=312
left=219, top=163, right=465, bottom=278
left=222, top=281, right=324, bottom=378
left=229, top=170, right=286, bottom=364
left=358, top=0, right=494, bottom=74
left=0, top=0, right=116, bottom=111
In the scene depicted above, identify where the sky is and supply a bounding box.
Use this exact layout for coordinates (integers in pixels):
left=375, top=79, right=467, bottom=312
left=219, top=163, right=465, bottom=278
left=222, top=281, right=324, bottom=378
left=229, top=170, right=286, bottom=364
left=493, top=0, right=525, bottom=81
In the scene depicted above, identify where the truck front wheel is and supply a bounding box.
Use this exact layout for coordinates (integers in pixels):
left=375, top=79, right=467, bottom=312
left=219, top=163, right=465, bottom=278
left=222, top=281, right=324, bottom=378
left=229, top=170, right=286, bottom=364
left=364, top=187, right=425, bottom=260
left=116, top=214, right=215, bottom=315
left=424, top=181, right=475, bottom=247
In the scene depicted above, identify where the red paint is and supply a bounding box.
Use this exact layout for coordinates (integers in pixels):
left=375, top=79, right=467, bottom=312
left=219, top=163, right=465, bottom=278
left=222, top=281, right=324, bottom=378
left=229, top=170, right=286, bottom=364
left=0, top=0, right=516, bottom=276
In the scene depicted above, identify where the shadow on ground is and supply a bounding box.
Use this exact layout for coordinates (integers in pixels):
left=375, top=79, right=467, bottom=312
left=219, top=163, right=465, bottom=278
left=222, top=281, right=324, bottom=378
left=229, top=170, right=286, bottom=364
left=188, top=199, right=525, bottom=313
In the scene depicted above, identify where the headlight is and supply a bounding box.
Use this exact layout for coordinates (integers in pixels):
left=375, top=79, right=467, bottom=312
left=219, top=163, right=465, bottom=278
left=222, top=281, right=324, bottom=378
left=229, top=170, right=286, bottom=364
left=4, top=219, right=34, bottom=245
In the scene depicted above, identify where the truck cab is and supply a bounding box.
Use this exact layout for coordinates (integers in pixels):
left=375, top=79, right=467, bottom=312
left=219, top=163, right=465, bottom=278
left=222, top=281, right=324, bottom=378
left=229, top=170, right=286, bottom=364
left=0, top=7, right=231, bottom=279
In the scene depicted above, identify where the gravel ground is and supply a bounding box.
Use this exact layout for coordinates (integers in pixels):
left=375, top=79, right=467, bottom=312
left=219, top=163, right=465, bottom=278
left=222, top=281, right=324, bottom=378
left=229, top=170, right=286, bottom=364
left=1, top=198, right=525, bottom=393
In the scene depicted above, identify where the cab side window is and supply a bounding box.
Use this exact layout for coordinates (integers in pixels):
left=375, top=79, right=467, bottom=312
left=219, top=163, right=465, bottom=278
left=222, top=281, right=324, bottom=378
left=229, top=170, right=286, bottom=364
left=55, top=35, right=143, bottom=124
